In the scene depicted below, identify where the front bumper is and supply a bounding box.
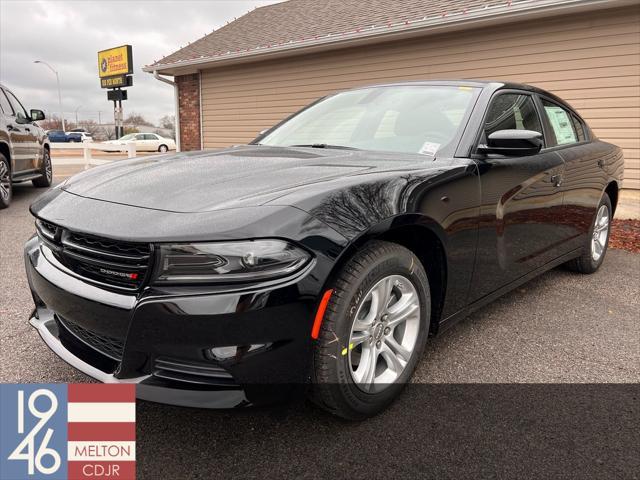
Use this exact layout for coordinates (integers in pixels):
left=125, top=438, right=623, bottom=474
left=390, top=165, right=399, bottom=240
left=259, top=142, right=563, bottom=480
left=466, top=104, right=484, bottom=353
left=25, top=234, right=332, bottom=408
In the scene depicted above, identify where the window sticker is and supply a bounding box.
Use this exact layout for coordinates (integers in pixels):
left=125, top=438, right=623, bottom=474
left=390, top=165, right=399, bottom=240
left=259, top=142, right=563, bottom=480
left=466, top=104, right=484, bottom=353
left=545, top=106, right=576, bottom=145
left=419, top=141, right=440, bottom=156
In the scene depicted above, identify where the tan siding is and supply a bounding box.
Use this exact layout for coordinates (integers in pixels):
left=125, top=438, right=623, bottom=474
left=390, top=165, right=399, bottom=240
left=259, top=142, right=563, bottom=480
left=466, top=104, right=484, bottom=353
left=200, top=6, right=640, bottom=189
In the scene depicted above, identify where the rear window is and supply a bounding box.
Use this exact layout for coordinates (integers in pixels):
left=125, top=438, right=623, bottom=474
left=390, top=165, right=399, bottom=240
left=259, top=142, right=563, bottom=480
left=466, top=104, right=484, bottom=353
left=542, top=99, right=578, bottom=146
left=571, top=114, right=587, bottom=142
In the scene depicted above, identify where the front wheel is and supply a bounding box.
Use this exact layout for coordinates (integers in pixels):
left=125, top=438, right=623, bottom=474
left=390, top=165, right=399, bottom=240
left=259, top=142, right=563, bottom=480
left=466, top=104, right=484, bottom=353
left=158, top=144, right=168, bottom=153
left=0, top=154, right=12, bottom=209
left=32, top=149, right=52, bottom=188
left=565, top=193, right=612, bottom=274
left=310, top=240, right=430, bottom=420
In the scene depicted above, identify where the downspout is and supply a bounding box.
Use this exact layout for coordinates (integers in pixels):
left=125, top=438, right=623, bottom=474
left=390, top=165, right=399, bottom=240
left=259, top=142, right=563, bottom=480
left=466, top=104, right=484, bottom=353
left=152, top=70, right=180, bottom=152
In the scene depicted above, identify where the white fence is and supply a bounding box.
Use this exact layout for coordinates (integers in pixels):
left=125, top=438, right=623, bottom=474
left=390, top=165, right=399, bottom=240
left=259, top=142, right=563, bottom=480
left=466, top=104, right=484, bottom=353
left=50, top=142, right=136, bottom=170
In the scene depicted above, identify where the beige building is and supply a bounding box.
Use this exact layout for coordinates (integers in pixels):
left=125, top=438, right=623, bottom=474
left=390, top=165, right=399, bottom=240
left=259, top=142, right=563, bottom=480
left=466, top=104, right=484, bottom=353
left=143, top=0, right=640, bottom=190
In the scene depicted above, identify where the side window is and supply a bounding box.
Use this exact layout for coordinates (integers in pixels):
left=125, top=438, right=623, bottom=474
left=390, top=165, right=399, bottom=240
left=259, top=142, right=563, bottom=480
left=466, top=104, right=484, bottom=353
left=0, top=90, right=14, bottom=115
left=144, top=134, right=157, bottom=140
left=5, top=91, right=29, bottom=123
left=135, top=134, right=145, bottom=140
left=571, top=114, right=587, bottom=142
left=541, top=99, right=578, bottom=146
left=484, top=93, right=543, bottom=140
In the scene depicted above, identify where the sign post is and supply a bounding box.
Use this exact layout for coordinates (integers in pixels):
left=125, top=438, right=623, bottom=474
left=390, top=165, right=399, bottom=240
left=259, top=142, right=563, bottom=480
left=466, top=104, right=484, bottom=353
left=98, top=45, right=133, bottom=139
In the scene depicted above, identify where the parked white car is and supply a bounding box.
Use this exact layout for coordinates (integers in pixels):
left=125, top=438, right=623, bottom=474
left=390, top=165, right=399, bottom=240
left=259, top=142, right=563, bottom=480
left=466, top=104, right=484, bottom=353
left=104, top=133, right=176, bottom=152
left=67, top=132, right=93, bottom=143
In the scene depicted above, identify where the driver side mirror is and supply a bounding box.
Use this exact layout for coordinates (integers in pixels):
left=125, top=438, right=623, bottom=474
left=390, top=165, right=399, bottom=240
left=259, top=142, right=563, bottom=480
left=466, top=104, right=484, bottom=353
left=30, top=109, right=45, bottom=121
left=478, top=129, right=542, bottom=156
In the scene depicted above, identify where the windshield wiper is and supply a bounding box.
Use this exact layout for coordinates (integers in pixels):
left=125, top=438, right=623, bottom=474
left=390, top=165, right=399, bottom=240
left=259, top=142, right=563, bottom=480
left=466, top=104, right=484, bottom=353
left=288, top=143, right=360, bottom=150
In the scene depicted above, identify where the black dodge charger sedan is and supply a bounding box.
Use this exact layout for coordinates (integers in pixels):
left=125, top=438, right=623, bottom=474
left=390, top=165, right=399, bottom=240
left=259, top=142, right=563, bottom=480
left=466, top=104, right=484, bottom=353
left=25, top=81, right=623, bottom=419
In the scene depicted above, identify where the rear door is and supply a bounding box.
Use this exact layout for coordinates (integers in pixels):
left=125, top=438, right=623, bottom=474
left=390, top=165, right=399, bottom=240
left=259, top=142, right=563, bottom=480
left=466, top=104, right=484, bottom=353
left=144, top=133, right=160, bottom=151
left=470, top=90, right=567, bottom=300
left=1, top=88, right=37, bottom=173
left=538, top=97, right=606, bottom=254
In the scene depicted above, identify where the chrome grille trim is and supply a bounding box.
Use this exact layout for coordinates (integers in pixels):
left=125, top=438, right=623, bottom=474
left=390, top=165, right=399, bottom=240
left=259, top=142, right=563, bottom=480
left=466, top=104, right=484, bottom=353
left=35, top=219, right=153, bottom=291
left=153, top=357, right=236, bottom=385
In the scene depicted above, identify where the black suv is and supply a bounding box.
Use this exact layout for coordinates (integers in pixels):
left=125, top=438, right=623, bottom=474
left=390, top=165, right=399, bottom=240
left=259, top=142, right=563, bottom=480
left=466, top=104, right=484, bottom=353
left=0, top=83, right=52, bottom=209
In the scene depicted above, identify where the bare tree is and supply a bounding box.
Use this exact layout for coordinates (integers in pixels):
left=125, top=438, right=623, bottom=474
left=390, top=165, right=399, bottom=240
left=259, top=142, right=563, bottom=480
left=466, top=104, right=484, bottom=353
left=125, top=112, right=153, bottom=126
left=38, top=116, right=64, bottom=130
left=159, top=114, right=176, bottom=139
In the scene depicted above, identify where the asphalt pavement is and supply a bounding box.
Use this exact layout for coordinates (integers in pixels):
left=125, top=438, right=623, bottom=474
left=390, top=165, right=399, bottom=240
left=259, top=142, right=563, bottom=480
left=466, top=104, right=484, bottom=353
left=1, top=181, right=638, bottom=479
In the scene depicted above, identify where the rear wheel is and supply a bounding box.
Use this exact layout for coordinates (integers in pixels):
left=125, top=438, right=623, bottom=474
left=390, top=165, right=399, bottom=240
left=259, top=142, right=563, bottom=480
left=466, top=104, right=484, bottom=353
left=0, top=154, right=11, bottom=209
left=565, top=193, right=612, bottom=274
left=32, top=148, right=52, bottom=188
left=310, top=240, right=430, bottom=420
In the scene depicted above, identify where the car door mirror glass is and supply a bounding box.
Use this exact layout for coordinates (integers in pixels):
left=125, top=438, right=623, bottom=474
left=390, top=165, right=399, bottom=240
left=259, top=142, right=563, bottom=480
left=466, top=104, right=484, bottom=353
left=30, top=109, right=45, bottom=121
left=478, top=129, right=542, bottom=156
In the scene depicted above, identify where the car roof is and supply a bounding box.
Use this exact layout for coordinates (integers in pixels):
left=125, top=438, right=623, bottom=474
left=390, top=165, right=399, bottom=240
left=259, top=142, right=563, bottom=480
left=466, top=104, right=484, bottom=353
left=345, top=79, right=578, bottom=118
left=354, top=79, right=552, bottom=95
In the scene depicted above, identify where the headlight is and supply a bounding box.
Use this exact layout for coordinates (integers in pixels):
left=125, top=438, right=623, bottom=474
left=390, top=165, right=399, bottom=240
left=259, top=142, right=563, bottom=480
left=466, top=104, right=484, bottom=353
left=154, top=239, right=311, bottom=284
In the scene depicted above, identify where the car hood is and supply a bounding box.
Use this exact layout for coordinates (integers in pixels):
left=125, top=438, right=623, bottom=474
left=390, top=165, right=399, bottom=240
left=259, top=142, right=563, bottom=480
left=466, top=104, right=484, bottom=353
left=61, top=145, right=433, bottom=213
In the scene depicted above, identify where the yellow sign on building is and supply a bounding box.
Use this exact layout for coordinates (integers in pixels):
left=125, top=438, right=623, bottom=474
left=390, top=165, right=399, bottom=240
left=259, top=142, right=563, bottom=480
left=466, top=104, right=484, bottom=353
left=98, top=45, right=133, bottom=78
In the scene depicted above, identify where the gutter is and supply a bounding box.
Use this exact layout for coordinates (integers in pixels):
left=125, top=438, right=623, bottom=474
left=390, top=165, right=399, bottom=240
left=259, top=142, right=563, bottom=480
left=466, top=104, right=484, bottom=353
left=142, top=0, right=637, bottom=75
left=152, top=70, right=180, bottom=152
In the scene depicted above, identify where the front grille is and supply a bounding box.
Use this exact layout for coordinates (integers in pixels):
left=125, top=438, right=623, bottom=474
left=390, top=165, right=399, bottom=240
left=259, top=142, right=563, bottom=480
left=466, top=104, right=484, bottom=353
left=153, top=357, right=236, bottom=386
left=36, top=219, right=152, bottom=291
left=57, top=316, right=124, bottom=361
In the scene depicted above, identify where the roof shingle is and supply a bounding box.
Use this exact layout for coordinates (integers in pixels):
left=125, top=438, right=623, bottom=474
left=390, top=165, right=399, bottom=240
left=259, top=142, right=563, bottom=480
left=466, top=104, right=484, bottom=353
left=147, top=0, right=557, bottom=69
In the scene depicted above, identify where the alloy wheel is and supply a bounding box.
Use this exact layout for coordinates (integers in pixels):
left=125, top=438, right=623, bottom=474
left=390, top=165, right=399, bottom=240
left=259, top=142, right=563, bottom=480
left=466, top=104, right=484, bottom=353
left=348, top=274, right=421, bottom=393
left=591, top=204, right=610, bottom=262
left=0, top=160, right=10, bottom=201
left=44, top=151, right=52, bottom=183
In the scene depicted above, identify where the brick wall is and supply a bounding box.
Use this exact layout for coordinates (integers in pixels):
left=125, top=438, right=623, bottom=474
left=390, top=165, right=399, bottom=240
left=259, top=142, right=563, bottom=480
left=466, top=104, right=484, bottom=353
left=176, top=73, right=201, bottom=151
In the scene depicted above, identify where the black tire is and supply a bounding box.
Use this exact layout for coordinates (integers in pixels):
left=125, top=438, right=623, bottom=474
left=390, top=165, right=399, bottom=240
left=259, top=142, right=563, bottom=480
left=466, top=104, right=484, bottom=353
left=309, top=240, right=430, bottom=420
left=0, top=153, right=12, bottom=209
left=565, top=193, right=612, bottom=274
left=32, top=148, right=52, bottom=188
left=158, top=144, right=168, bottom=153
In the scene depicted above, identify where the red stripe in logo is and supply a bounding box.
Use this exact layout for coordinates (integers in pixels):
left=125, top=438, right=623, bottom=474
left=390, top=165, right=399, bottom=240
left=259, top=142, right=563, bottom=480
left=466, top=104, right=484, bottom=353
left=68, top=384, right=136, bottom=403
left=68, top=422, right=136, bottom=442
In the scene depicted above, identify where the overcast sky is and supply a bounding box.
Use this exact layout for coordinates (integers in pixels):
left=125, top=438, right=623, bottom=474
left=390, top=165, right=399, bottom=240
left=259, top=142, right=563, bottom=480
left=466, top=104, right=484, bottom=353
left=0, top=0, right=281, bottom=126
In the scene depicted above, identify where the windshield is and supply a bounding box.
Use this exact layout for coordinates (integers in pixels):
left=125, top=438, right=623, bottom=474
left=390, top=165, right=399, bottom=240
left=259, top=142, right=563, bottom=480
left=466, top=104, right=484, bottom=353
left=260, top=85, right=479, bottom=155
left=119, top=134, right=136, bottom=141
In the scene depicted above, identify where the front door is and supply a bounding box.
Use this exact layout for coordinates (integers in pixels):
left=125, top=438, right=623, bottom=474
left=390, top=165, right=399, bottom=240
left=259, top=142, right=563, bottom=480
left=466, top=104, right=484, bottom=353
left=470, top=91, right=566, bottom=301
left=134, top=134, right=148, bottom=151
left=3, top=89, right=39, bottom=172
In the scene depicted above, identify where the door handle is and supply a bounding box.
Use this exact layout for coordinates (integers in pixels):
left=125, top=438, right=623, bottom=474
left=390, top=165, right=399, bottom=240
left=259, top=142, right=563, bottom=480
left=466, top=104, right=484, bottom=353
left=24, top=127, right=31, bottom=132
left=550, top=174, right=563, bottom=187
left=597, top=158, right=605, bottom=169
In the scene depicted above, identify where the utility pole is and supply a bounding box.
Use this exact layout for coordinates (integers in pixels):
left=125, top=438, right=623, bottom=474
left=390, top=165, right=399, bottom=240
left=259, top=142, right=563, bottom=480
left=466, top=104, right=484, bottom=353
left=74, top=105, right=82, bottom=126
left=34, top=60, right=65, bottom=131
